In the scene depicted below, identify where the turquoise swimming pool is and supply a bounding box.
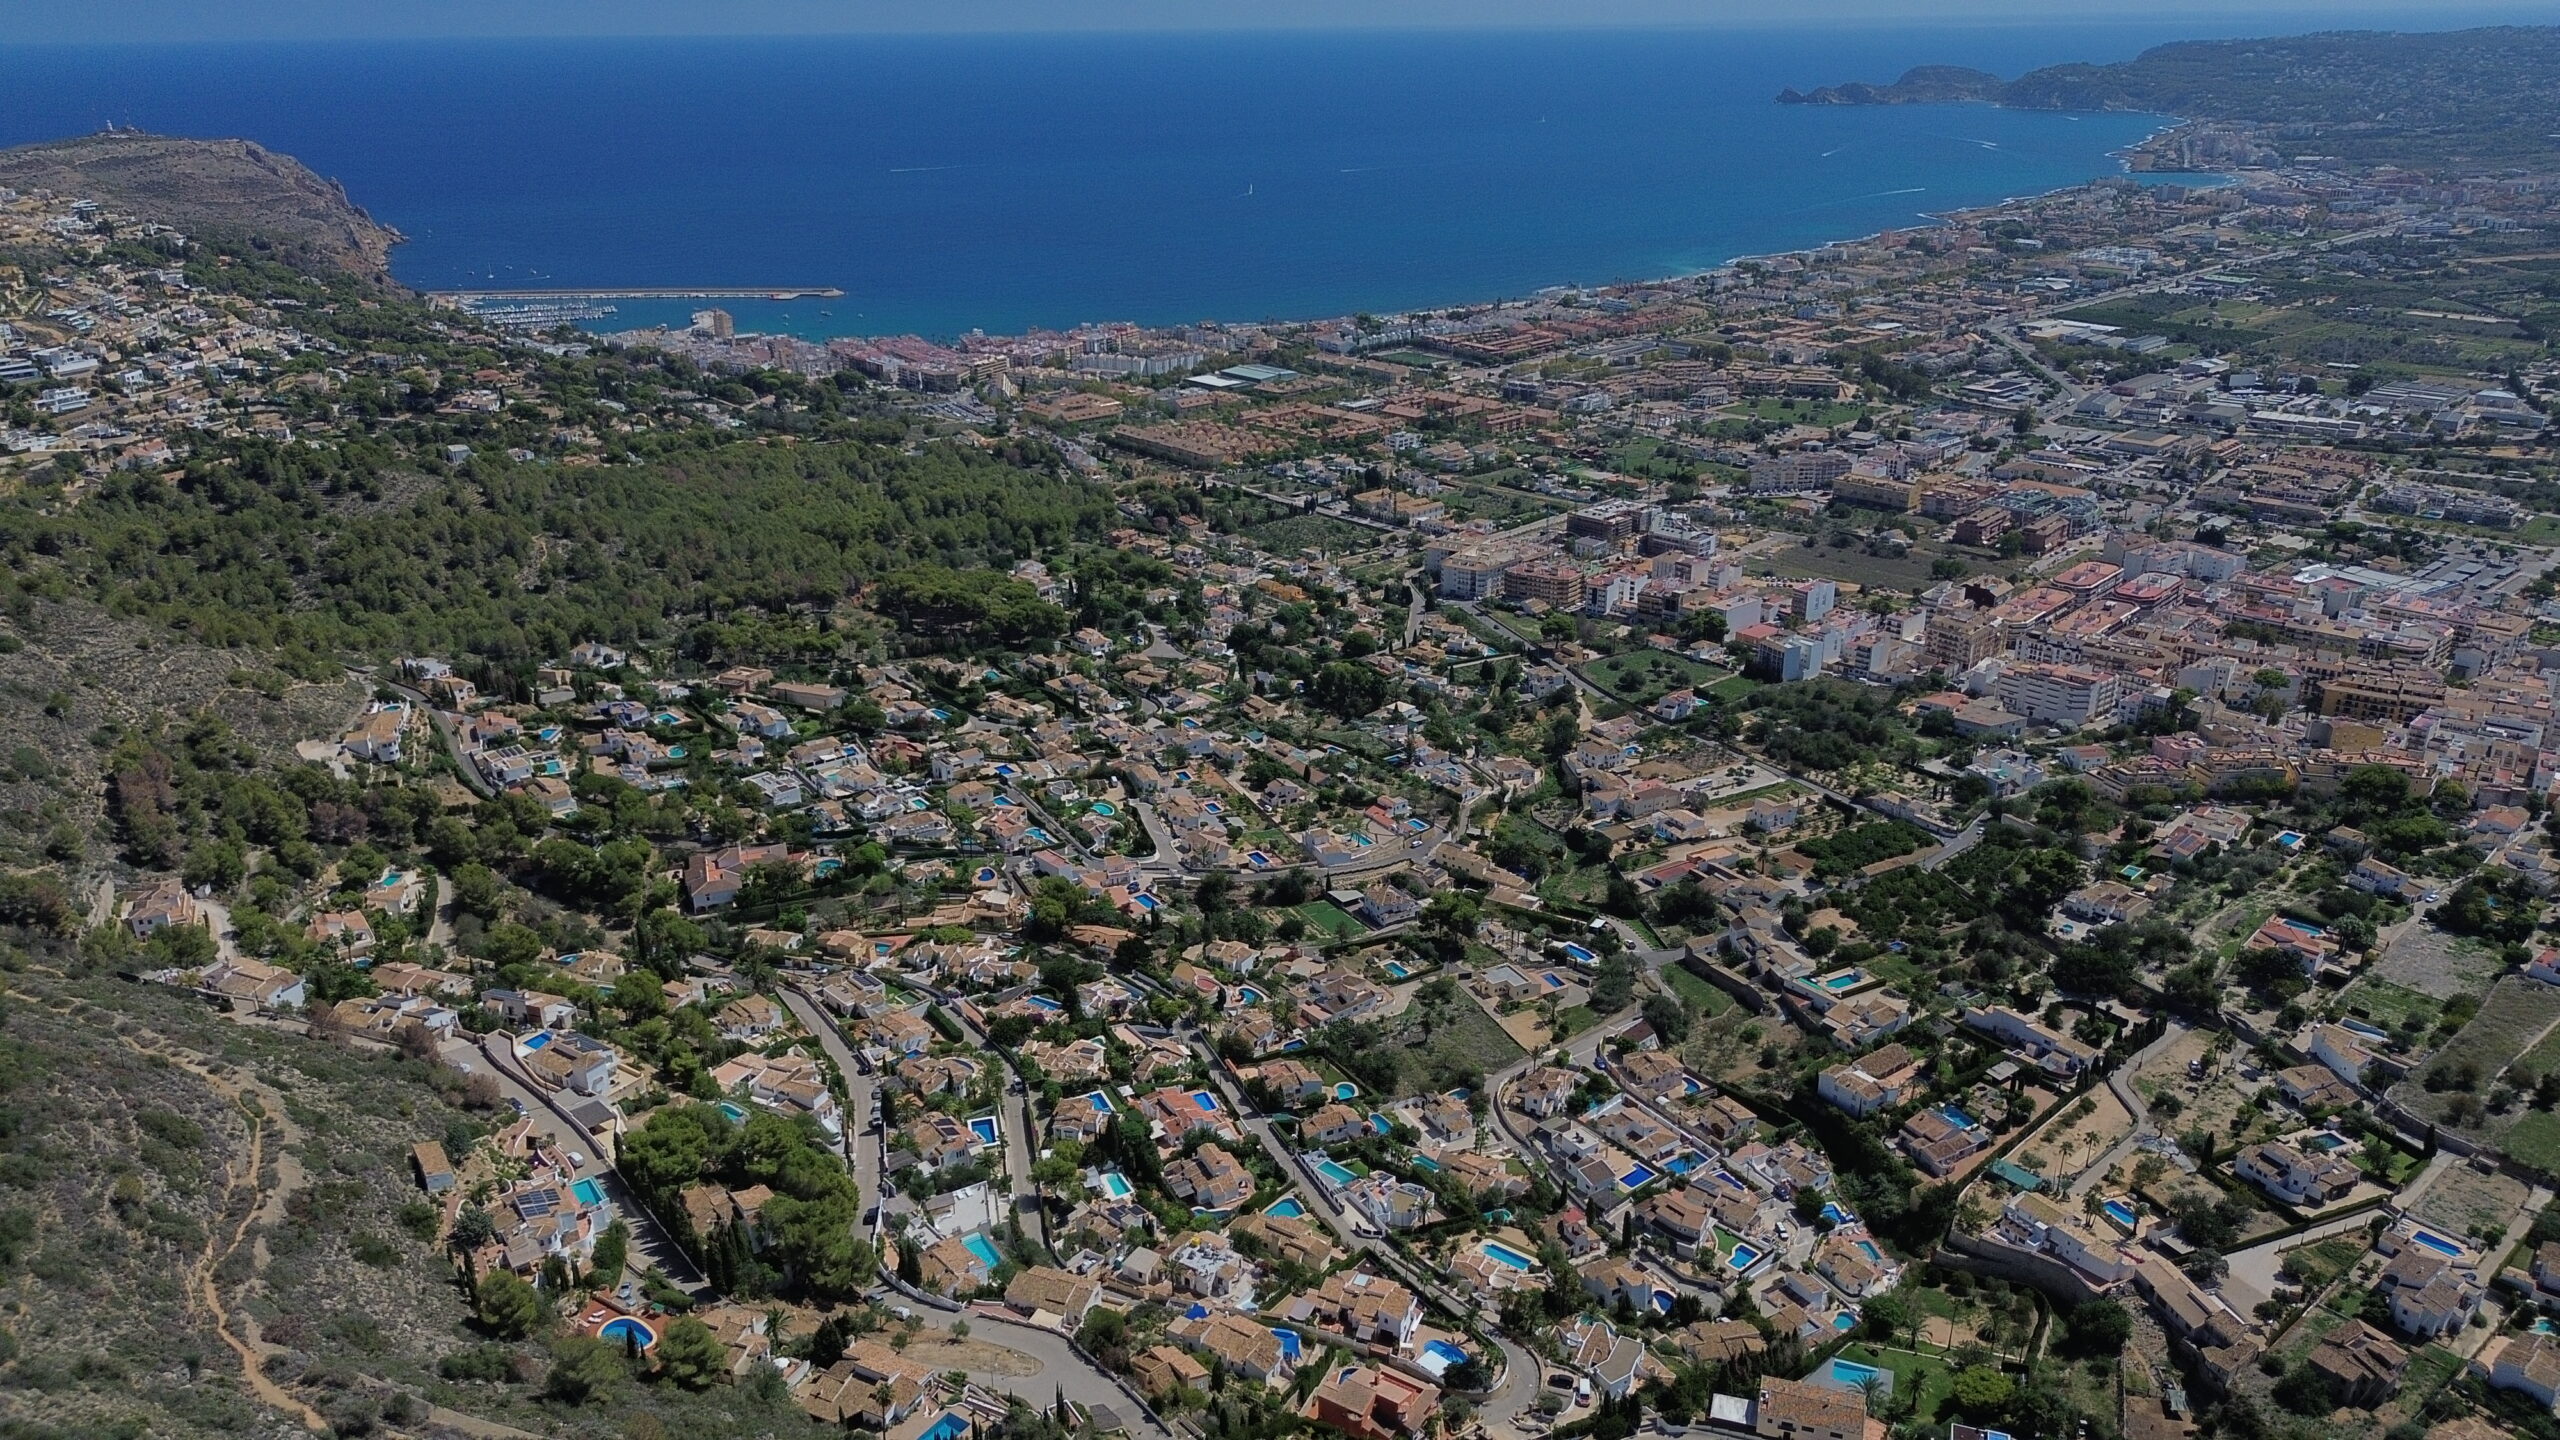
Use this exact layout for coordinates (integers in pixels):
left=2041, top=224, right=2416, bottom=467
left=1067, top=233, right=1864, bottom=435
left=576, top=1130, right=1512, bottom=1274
left=962, top=1234, right=1002, bottom=1270
left=600, top=1316, right=656, bottom=1348
left=571, top=1177, right=606, bottom=1206
left=1832, top=1359, right=1881, bottom=1386
left=1481, top=1241, right=1537, bottom=1271
left=1311, top=1158, right=1357, bottom=1188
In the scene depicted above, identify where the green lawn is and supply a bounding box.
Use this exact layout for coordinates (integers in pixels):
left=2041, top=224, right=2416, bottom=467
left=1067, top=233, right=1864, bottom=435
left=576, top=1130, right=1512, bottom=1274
left=1574, top=650, right=1729, bottom=708
left=1705, top=675, right=1763, bottom=703
left=1662, top=964, right=1737, bottom=1018
left=1293, top=900, right=1365, bottom=940
left=1553, top=1005, right=1602, bottom=1039
left=2331, top=978, right=2439, bottom=1032
left=1828, top=1344, right=1956, bottom=1425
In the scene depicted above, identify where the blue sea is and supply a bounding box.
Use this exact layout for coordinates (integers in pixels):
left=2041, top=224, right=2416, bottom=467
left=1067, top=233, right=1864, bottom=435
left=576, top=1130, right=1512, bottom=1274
left=0, top=14, right=2528, bottom=339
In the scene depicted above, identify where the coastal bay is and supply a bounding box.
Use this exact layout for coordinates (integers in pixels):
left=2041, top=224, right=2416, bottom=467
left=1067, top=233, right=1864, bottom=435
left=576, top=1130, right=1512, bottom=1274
left=0, top=28, right=2189, bottom=339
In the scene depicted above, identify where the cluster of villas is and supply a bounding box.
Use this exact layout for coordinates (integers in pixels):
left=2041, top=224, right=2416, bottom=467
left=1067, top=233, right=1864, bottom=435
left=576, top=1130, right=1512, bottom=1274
left=380, top=601, right=1528, bottom=920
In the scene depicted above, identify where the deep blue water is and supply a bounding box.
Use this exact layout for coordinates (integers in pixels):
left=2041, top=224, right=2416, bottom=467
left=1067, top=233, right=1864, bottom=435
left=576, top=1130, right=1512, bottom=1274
left=0, top=16, right=2526, bottom=338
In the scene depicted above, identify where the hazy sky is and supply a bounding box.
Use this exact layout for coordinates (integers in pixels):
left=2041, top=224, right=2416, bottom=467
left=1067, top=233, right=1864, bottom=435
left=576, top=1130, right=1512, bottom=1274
left=0, top=0, right=2549, bottom=43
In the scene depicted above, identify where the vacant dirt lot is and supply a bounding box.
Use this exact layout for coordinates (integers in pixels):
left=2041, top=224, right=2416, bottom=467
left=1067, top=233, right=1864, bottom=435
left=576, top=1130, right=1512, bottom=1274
left=2402, top=1161, right=2531, bottom=1242
left=2370, top=924, right=2502, bottom=999
left=2012, top=1088, right=2136, bottom=1189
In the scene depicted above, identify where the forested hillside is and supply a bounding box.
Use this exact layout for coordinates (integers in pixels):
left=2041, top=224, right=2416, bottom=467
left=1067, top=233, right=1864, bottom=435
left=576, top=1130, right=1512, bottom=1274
left=0, top=434, right=1113, bottom=665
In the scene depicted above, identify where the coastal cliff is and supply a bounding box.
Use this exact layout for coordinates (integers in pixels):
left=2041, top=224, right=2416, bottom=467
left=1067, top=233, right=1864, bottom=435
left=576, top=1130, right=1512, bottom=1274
left=1776, top=65, right=2001, bottom=107
left=0, top=130, right=403, bottom=281
left=1779, top=24, right=2560, bottom=164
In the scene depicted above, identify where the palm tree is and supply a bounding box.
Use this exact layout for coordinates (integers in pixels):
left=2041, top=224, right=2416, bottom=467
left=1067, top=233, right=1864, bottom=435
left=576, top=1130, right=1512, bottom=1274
left=1852, top=1374, right=1887, bottom=1417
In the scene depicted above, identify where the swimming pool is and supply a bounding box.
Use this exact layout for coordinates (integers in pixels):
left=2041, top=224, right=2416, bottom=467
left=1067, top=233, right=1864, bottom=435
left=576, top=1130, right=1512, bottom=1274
left=1715, top=1170, right=1748, bottom=1192
left=1091, top=802, right=1119, bottom=817
left=2409, top=1229, right=2465, bottom=1259
left=919, top=1413, right=971, bottom=1440
left=1481, top=1241, right=1537, bottom=1271
left=1273, top=1329, right=1303, bottom=1362
left=1820, top=1201, right=1854, bottom=1225
left=1333, top=1081, right=1361, bottom=1101
left=1190, top=1090, right=1222, bottom=1112
left=1134, top=894, right=1161, bottom=912
left=1419, top=1339, right=1468, bottom=1376
left=1828, top=1359, right=1884, bottom=1388
left=1939, top=1104, right=1978, bottom=1130
left=1312, top=1158, right=1358, bottom=1188
left=1411, top=1154, right=1442, bottom=1172
left=600, top=1316, right=657, bottom=1348
left=1265, top=1196, right=1308, bottom=1219
left=967, top=1115, right=1000, bottom=1145
left=1025, top=995, right=1064, bottom=1012
left=1085, top=1091, right=1116, bottom=1113
left=572, top=1177, right=606, bottom=1206
left=521, top=1031, right=554, bottom=1051
left=1832, top=1312, right=1858, bottom=1331
left=1098, top=1171, right=1134, bottom=1199
left=961, top=1234, right=1003, bottom=1271
left=2102, top=1200, right=2138, bottom=1228
left=1382, top=961, right=1411, bottom=980
left=1854, top=1239, right=1883, bottom=1263
left=812, top=856, right=843, bottom=877
left=1619, top=1165, right=1657, bottom=1190
left=1560, top=943, right=1597, bottom=964
left=1727, top=1244, right=1762, bottom=1271
left=1247, top=851, right=1273, bottom=867
left=1234, top=985, right=1268, bottom=1005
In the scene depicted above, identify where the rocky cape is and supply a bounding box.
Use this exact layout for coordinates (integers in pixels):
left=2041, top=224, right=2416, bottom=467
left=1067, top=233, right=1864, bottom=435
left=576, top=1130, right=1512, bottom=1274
left=1777, top=24, right=2560, bottom=164
left=0, top=130, right=404, bottom=282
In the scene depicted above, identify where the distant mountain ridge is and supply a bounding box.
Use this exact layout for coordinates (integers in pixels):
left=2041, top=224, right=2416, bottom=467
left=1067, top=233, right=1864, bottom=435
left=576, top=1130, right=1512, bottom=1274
left=1780, top=24, right=2560, bottom=163
left=0, top=130, right=402, bottom=281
